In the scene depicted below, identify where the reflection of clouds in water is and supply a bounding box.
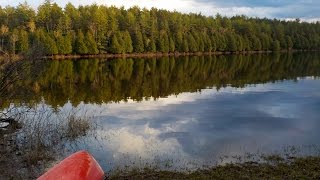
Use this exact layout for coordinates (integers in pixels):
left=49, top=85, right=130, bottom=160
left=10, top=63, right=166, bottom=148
left=69, top=79, right=320, bottom=170
left=104, top=91, right=213, bottom=114
left=95, top=123, right=200, bottom=170
left=101, top=127, right=179, bottom=157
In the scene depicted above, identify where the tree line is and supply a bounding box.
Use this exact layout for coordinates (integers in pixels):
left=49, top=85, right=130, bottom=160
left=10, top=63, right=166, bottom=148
left=0, top=1, right=319, bottom=56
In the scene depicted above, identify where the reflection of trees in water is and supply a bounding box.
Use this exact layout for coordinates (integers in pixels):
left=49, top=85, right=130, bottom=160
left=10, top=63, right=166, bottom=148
left=2, top=53, right=320, bottom=108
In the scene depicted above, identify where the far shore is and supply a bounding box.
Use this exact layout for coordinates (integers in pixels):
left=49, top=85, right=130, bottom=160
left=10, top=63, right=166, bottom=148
left=0, top=49, right=319, bottom=61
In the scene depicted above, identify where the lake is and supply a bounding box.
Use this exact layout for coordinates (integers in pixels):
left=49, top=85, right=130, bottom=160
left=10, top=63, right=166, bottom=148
left=2, top=52, right=320, bottom=172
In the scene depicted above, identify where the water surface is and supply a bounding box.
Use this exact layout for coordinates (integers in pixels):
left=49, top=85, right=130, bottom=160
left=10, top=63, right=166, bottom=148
left=3, top=53, right=320, bottom=171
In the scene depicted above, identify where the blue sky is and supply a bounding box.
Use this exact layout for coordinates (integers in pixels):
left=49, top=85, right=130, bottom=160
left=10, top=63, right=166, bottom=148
left=0, top=0, right=319, bottom=21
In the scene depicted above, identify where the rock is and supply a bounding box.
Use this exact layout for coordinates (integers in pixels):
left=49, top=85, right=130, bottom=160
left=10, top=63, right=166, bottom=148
left=0, top=122, right=9, bottom=128
left=0, top=118, right=14, bottom=123
left=0, top=118, right=22, bottom=130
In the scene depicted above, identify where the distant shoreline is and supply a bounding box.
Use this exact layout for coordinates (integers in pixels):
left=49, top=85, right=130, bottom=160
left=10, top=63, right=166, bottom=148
left=43, top=49, right=319, bottom=60
left=1, top=49, right=319, bottom=61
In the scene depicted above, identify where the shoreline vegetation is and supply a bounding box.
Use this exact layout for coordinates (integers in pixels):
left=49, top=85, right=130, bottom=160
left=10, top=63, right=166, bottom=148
left=1, top=49, right=319, bottom=61
left=42, top=49, right=320, bottom=59
left=0, top=1, right=319, bottom=60
left=108, top=156, right=320, bottom=179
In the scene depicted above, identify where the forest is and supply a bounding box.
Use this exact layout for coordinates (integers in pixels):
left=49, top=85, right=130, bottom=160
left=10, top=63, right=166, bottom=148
left=0, top=1, right=319, bottom=56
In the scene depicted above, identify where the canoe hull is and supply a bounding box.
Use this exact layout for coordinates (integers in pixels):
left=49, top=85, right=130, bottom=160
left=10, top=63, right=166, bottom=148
left=38, top=151, right=104, bottom=180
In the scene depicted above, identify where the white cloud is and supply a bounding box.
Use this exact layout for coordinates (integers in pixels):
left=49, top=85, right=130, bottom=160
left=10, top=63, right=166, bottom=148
left=1, top=0, right=319, bottom=21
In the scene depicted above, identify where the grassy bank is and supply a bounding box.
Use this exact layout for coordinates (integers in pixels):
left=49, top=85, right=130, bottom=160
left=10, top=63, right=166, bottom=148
left=109, top=156, right=320, bottom=179
left=0, top=106, right=97, bottom=180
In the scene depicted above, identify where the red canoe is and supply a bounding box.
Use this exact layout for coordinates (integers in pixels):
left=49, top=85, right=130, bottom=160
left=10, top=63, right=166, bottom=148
left=38, top=151, right=104, bottom=180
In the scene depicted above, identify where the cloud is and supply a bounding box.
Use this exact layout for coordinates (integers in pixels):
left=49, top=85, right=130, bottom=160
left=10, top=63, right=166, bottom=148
left=0, top=0, right=319, bottom=21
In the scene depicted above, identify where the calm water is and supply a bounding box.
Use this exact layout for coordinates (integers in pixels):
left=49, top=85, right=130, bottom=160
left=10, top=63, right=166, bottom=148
left=3, top=53, right=320, bottom=171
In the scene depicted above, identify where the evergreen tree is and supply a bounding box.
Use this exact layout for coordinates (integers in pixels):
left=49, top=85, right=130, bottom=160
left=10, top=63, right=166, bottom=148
left=286, top=36, right=293, bottom=50
left=85, top=31, right=99, bottom=54
left=272, top=40, right=281, bottom=51
left=63, top=34, right=73, bottom=54
left=75, top=30, right=88, bottom=54
left=145, top=37, right=156, bottom=52
left=169, top=37, right=175, bottom=52
left=157, top=31, right=169, bottom=53
left=56, top=34, right=72, bottom=54
left=251, top=36, right=262, bottom=51
left=9, top=29, right=19, bottom=54
left=109, top=33, right=123, bottom=53
left=203, top=33, right=212, bottom=52
left=57, top=35, right=66, bottom=54
left=17, top=29, right=29, bottom=53
left=123, top=30, right=133, bottom=53
left=182, top=37, right=189, bottom=52
left=0, top=2, right=319, bottom=55
left=44, top=33, right=58, bottom=55
left=132, top=30, right=144, bottom=53
left=227, top=33, right=237, bottom=52
left=175, top=31, right=183, bottom=52
left=188, top=33, right=197, bottom=52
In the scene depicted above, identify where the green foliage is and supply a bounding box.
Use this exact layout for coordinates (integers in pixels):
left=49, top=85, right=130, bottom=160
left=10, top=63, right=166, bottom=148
left=123, top=31, right=133, bottom=53
left=33, top=29, right=58, bottom=55
left=251, top=36, right=262, bottom=51
left=75, top=30, right=88, bottom=54
left=85, top=31, right=99, bottom=54
left=286, top=36, right=293, bottom=50
left=272, top=40, right=281, bottom=51
left=157, top=31, right=169, bottom=53
left=44, top=34, right=58, bottom=55
left=169, top=37, right=175, bottom=52
left=17, top=29, right=29, bottom=53
left=109, top=32, right=123, bottom=54
left=227, top=33, right=237, bottom=52
left=0, top=2, right=319, bottom=56
left=145, top=37, right=156, bottom=52
left=9, top=29, right=19, bottom=54
left=132, top=30, right=144, bottom=53
left=57, top=34, right=72, bottom=54
left=188, top=33, right=197, bottom=52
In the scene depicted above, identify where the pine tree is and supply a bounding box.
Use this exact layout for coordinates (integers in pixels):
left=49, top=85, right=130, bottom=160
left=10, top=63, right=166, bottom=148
left=286, top=36, right=293, bottom=50
left=123, top=30, right=133, bottom=53
left=57, top=35, right=66, bottom=54
left=132, top=30, right=144, bottom=53
left=169, top=37, right=175, bottom=52
left=272, top=40, right=281, bottom=51
left=109, top=33, right=123, bottom=53
left=251, top=36, right=262, bottom=51
left=182, top=36, right=189, bottom=52
left=9, top=29, right=19, bottom=54
left=157, top=31, right=169, bottom=53
left=85, top=31, right=99, bottom=54
left=45, top=34, right=58, bottom=55
left=188, top=33, right=197, bottom=52
left=227, top=33, right=237, bottom=52
left=75, top=30, right=88, bottom=54
left=17, top=29, right=29, bottom=53
left=63, top=33, right=73, bottom=54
